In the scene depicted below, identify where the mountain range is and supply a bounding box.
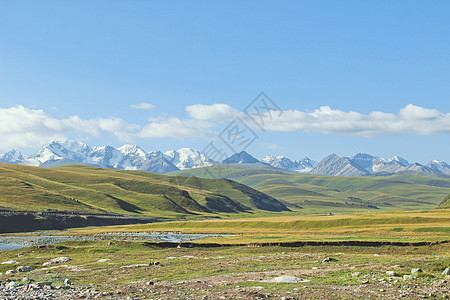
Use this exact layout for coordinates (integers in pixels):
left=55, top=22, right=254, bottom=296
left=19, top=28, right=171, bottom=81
left=1, top=140, right=449, bottom=177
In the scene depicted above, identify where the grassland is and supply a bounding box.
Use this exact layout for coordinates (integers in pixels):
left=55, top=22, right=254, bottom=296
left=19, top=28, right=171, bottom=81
left=170, top=165, right=450, bottom=213
left=0, top=163, right=288, bottom=218
left=440, top=192, right=450, bottom=208
left=1, top=236, right=449, bottom=299
left=65, top=209, right=450, bottom=244
left=1, top=162, right=449, bottom=298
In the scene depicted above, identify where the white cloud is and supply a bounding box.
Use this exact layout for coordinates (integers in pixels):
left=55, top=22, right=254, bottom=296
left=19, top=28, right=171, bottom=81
left=186, top=103, right=242, bottom=121
left=2, top=103, right=448, bottom=152
left=98, top=118, right=141, bottom=141
left=256, top=104, right=450, bottom=136
left=137, top=117, right=212, bottom=139
left=130, top=102, right=154, bottom=110
left=0, top=105, right=139, bottom=150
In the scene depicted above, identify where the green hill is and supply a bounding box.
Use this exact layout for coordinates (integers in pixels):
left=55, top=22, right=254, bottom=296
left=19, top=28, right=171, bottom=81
left=170, top=165, right=450, bottom=213
left=439, top=193, right=450, bottom=208
left=0, top=163, right=289, bottom=218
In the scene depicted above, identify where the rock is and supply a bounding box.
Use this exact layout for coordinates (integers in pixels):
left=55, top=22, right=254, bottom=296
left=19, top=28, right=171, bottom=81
left=146, top=281, right=154, bottom=285
left=360, top=280, right=369, bottom=284
left=150, top=261, right=160, bottom=266
left=322, top=257, right=338, bottom=263
left=22, top=277, right=29, bottom=283
left=5, top=281, right=16, bottom=290
left=404, top=275, right=414, bottom=280
left=386, top=271, right=398, bottom=276
left=265, top=276, right=310, bottom=283
left=5, top=269, right=18, bottom=275
left=37, top=281, right=53, bottom=288
left=442, top=268, right=450, bottom=276
left=1, top=260, right=18, bottom=264
left=16, top=265, right=35, bottom=272
left=97, top=259, right=110, bottom=263
left=351, top=272, right=361, bottom=277
left=64, top=278, right=72, bottom=285
left=43, top=257, right=71, bottom=266
left=411, top=268, right=423, bottom=275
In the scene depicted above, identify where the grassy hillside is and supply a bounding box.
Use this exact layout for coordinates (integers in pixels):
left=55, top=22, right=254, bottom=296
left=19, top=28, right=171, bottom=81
left=440, top=193, right=450, bottom=208
left=0, top=163, right=289, bottom=218
left=170, top=165, right=450, bottom=213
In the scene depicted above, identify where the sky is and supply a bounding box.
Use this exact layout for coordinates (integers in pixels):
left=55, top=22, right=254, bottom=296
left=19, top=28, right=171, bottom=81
left=1, top=0, right=449, bottom=164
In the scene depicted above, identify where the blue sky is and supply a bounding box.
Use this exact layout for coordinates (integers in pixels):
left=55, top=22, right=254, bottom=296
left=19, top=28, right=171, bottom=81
left=1, top=1, right=449, bottom=163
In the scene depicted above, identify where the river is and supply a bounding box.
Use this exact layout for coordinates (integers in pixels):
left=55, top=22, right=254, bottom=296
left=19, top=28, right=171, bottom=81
left=0, top=232, right=228, bottom=252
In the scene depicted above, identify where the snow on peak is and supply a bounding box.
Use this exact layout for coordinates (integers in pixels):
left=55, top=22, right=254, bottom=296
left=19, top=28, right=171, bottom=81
left=389, top=156, right=409, bottom=166
left=164, top=148, right=211, bottom=170
left=0, top=149, right=24, bottom=163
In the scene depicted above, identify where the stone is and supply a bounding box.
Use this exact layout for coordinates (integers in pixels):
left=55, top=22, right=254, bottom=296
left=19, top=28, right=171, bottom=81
left=146, top=281, right=154, bottom=285
left=36, top=281, right=53, bottom=288
left=442, top=268, right=450, bottom=276
left=64, top=278, right=72, bottom=285
left=404, top=275, right=414, bottom=280
left=5, top=269, right=17, bottom=275
left=97, top=259, right=110, bottom=263
left=5, top=281, right=16, bottom=290
left=322, top=257, right=338, bottom=263
left=265, top=276, right=310, bottom=283
left=43, top=257, right=71, bottom=266
left=2, top=260, right=18, bottom=264
left=351, top=272, right=361, bottom=277
left=16, top=265, right=35, bottom=272
left=411, top=268, right=423, bottom=275
left=386, top=271, right=398, bottom=276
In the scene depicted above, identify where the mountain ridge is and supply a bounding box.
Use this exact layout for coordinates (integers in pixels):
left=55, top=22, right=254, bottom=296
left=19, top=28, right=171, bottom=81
left=1, top=140, right=449, bottom=177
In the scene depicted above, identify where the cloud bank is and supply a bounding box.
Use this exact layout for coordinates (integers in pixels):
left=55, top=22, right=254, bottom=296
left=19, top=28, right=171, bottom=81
left=0, top=105, right=139, bottom=151
left=250, top=104, right=450, bottom=136
left=1, top=103, right=449, bottom=151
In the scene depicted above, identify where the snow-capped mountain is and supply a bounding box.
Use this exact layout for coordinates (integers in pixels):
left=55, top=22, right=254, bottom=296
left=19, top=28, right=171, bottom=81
left=164, top=148, right=212, bottom=170
left=1, top=141, right=449, bottom=177
left=0, top=140, right=178, bottom=174
left=0, top=149, right=25, bottom=164
left=309, top=154, right=369, bottom=176
left=349, top=153, right=410, bottom=174
left=310, top=153, right=448, bottom=177
left=26, top=140, right=91, bottom=166
left=262, top=155, right=317, bottom=172
left=222, top=151, right=259, bottom=164
left=427, top=160, right=450, bottom=175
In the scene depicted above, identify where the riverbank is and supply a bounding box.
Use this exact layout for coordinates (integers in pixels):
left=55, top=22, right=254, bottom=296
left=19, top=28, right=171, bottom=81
left=0, top=231, right=229, bottom=251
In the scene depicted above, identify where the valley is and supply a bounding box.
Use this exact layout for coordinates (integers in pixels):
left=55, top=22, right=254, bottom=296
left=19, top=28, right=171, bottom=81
left=0, top=162, right=449, bottom=299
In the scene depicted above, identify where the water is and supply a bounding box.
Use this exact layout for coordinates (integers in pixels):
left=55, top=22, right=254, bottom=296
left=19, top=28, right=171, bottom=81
left=103, top=233, right=227, bottom=243
left=0, top=233, right=227, bottom=251
left=0, top=243, right=25, bottom=252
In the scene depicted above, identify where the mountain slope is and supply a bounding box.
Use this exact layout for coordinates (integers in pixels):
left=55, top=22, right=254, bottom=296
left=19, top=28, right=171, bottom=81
left=310, top=154, right=369, bottom=176
left=427, top=160, right=450, bottom=175
left=439, top=193, right=450, bottom=208
left=0, top=163, right=288, bottom=217
left=172, top=165, right=450, bottom=212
